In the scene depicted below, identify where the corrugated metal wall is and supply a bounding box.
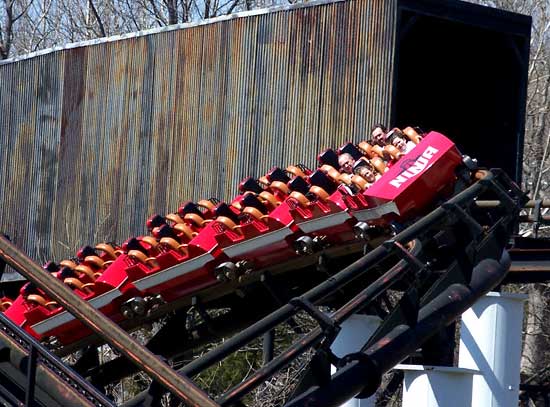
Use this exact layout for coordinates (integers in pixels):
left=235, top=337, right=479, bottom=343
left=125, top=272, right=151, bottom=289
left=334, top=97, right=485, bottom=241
left=0, top=0, right=396, bottom=262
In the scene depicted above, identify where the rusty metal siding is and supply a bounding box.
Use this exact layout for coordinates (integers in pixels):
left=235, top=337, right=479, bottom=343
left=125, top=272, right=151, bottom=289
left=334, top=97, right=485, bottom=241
left=0, top=0, right=397, bottom=262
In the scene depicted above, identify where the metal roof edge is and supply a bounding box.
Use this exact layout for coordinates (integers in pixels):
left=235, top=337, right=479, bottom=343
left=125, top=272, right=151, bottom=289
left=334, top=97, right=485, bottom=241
left=0, top=0, right=348, bottom=66
left=398, top=0, right=532, bottom=37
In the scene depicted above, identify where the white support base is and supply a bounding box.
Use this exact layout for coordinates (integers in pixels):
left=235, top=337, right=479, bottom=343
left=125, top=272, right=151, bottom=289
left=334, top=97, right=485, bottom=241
left=330, top=314, right=382, bottom=407
left=458, top=291, right=527, bottom=407
left=397, top=365, right=480, bottom=407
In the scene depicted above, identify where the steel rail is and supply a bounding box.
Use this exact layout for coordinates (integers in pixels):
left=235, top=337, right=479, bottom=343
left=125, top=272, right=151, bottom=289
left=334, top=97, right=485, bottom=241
left=0, top=312, right=115, bottom=407
left=54, top=241, right=366, bottom=357
left=123, top=244, right=419, bottom=406
left=475, top=199, right=550, bottom=208
left=126, top=170, right=520, bottom=406
left=517, top=215, right=550, bottom=222
left=88, top=290, right=282, bottom=387
left=284, top=253, right=511, bottom=407
left=509, top=261, right=550, bottom=272
left=123, top=245, right=417, bottom=406
left=179, top=171, right=497, bottom=378
left=0, top=235, right=218, bottom=407
left=219, top=171, right=525, bottom=405
left=217, top=249, right=416, bottom=405
left=180, top=246, right=391, bottom=377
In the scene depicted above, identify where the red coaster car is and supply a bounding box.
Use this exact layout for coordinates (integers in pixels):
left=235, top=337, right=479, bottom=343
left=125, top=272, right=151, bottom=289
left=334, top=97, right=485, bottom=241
left=358, top=131, right=462, bottom=222
left=1, top=131, right=465, bottom=348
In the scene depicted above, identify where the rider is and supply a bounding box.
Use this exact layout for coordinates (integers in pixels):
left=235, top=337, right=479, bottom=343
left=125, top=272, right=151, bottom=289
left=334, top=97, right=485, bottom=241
left=370, top=124, right=388, bottom=147
left=338, top=153, right=356, bottom=174
left=387, top=128, right=416, bottom=154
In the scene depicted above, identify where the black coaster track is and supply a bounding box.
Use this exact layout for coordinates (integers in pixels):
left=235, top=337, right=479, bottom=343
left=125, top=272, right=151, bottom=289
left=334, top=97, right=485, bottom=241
left=0, top=169, right=535, bottom=406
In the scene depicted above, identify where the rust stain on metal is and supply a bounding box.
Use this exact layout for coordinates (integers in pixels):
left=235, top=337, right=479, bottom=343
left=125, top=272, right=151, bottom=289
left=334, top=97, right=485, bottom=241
left=0, top=0, right=397, bottom=261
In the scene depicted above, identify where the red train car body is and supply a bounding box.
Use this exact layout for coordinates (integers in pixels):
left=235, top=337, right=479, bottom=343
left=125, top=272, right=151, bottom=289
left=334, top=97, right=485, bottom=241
left=3, top=132, right=463, bottom=346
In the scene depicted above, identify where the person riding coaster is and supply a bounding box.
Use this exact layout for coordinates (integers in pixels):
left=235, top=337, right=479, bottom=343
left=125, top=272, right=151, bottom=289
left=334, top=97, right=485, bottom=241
left=353, top=159, right=380, bottom=185
left=386, top=128, right=417, bottom=155
left=1, top=126, right=461, bottom=349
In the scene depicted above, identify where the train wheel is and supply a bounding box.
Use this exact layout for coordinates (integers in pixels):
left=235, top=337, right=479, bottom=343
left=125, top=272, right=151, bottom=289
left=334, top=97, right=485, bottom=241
left=121, top=303, right=135, bottom=319
left=213, top=268, right=227, bottom=282
left=215, top=262, right=238, bottom=281
left=131, top=297, right=147, bottom=316
left=354, top=222, right=372, bottom=240
left=293, top=236, right=315, bottom=255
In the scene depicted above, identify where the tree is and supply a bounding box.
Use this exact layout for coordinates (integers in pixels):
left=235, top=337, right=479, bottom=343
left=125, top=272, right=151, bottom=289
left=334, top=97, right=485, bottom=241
left=0, top=0, right=35, bottom=59
left=2, top=0, right=549, bottom=404
left=0, top=0, right=300, bottom=60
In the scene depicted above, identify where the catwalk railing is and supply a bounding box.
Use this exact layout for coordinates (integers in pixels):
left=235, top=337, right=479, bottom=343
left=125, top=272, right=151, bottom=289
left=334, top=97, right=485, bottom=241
left=0, top=311, right=114, bottom=407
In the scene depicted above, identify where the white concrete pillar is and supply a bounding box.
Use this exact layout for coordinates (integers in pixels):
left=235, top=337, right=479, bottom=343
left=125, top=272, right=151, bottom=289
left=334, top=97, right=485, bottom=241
left=330, top=314, right=382, bottom=407
left=458, top=291, right=527, bottom=407
left=398, top=365, right=480, bottom=407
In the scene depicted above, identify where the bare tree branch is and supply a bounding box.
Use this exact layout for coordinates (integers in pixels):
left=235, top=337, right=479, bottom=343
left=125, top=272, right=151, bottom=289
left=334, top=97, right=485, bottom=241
left=88, top=0, right=106, bottom=37
left=163, top=0, right=178, bottom=24
left=147, top=0, right=167, bottom=26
